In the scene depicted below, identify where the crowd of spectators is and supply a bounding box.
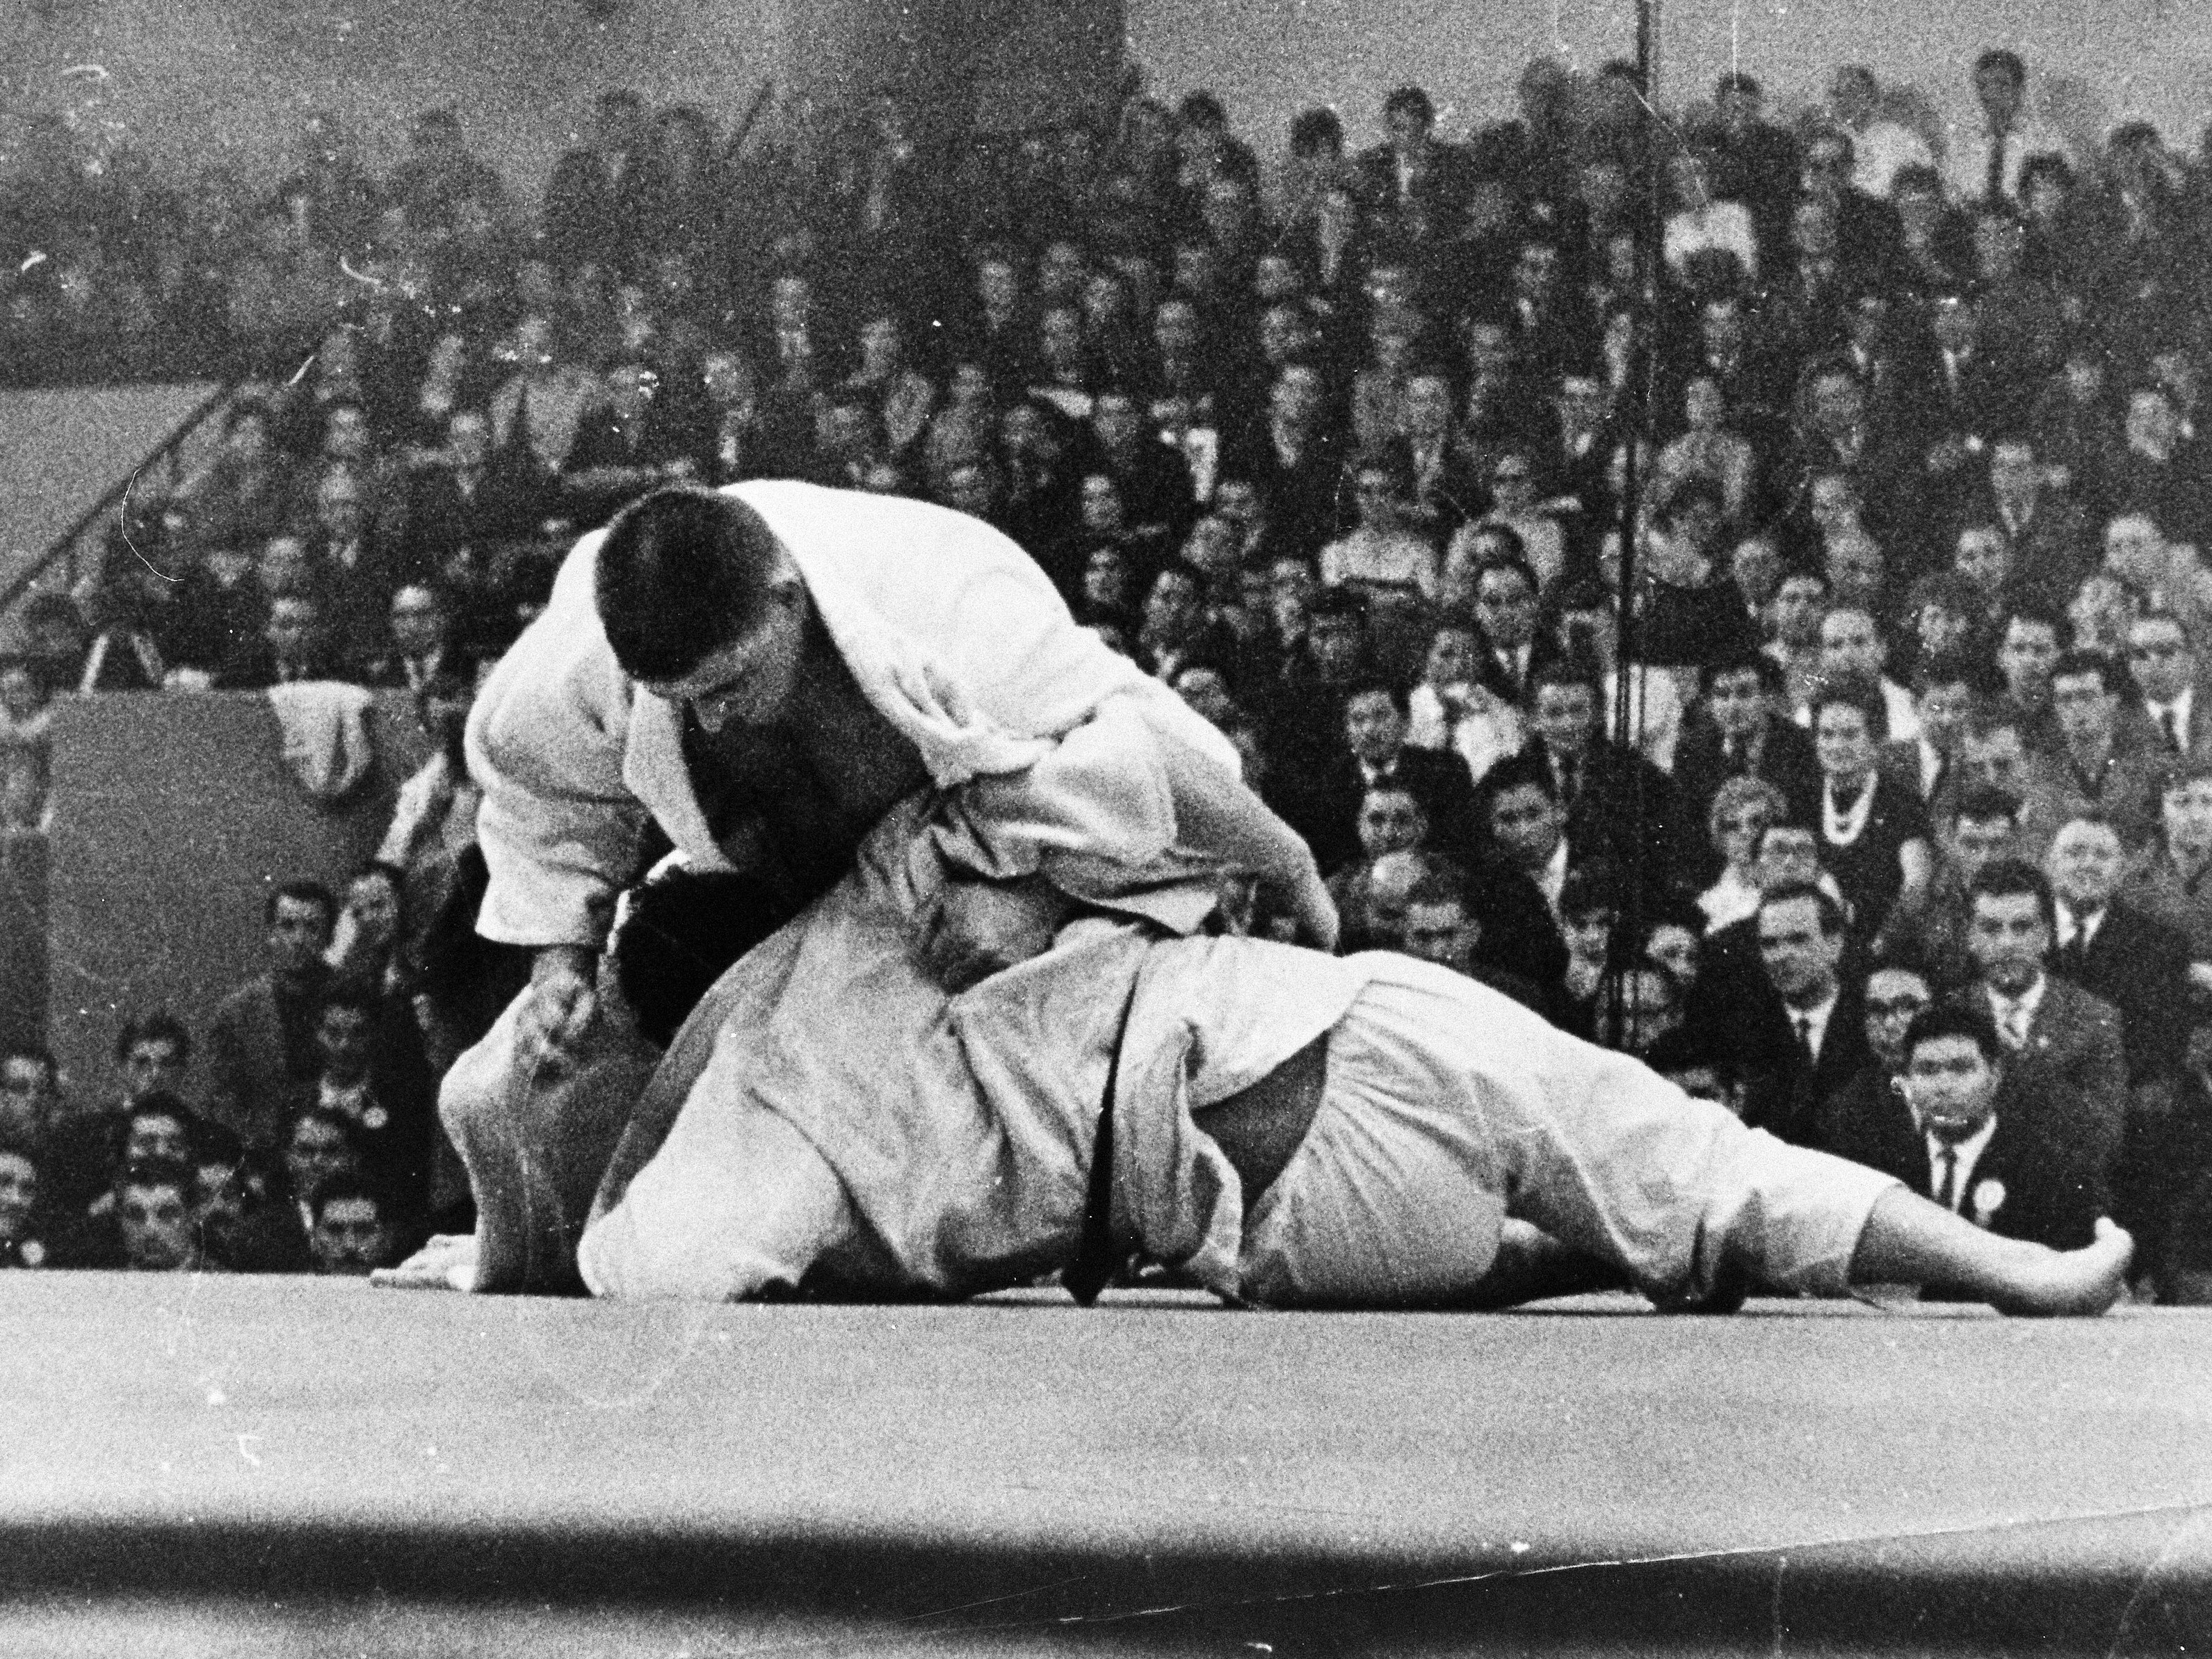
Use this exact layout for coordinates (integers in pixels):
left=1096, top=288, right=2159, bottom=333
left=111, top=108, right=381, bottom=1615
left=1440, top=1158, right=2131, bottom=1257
left=1, top=45, right=2211, bottom=1299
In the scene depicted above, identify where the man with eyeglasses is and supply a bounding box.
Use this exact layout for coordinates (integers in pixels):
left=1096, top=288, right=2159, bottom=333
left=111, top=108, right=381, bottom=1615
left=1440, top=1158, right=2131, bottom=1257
left=1813, top=958, right=1932, bottom=1158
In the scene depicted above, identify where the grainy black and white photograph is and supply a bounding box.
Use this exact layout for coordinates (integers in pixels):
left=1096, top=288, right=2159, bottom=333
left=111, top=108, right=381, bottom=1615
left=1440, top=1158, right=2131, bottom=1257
left=0, top=0, right=2207, bottom=1650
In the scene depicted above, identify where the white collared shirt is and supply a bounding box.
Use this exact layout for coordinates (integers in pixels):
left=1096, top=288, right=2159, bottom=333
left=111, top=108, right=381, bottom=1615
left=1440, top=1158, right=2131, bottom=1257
left=1537, top=838, right=1569, bottom=918
left=1786, top=987, right=1841, bottom=1062
left=1985, top=973, right=2049, bottom=1047
left=2147, top=686, right=2194, bottom=750
left=1924, top=1115, right=2000, bottom=1213
left=2056, top=904, right=2106, bottom=953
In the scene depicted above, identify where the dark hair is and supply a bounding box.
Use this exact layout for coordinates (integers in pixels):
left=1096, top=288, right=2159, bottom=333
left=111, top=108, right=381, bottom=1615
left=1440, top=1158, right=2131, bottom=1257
left=1702, top=650, right=1782, bottom=695
left=1343, top=676, right=1410, bottom=715
left=1891, top=162, right=1944, bottom=197
left=1967, top=856, right=2056, bottom=933
left=1973, top=49, right=2027, bottom=88
left=1758, top=878, right=1846, bottom=936
left=1912, top=651, right=1980, bottom=695
left=1290, top=107, right=1343, bottom=154
left=1660, top=474, right=1727, bottom=524
left=1382, top=86, right=1435, bottom=127
left=1902, top=1003, right=2003, bottom=1065
left=125, top=1092, right=199, bottom=1142
left=1177, top=91, right=1228, bottom=131
left=1531, top=659, right=1603, bottom=709
left=1405, top=866, right=1470, bottom=912
left=315, top=982, right=380, bottom=1025
left=115, top=1012, right=192, bottom=1065
left=265, top=879, right=337, bottom=930
left=2049, top=648, right=2119, bottom=696
left=613, top=870, right=798, bottom=1049
left=1308, top=585, right=1371, bottom=628
left=595, top=487, right=789, bottom=682
left=115, top=1156, right=195, bottom=1205
left=1809, top=687, right=1882, bottom=735
left=1953, top=782, right=2023, bottom=827
left=1715, top=71, right=1763, bottom=99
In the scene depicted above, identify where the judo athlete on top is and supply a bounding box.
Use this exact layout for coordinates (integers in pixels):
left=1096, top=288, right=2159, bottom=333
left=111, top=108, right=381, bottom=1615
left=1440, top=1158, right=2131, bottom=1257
left=389, top=702, right=2132, bottom=1316
left=442, top=481, right=1338, bottom=1291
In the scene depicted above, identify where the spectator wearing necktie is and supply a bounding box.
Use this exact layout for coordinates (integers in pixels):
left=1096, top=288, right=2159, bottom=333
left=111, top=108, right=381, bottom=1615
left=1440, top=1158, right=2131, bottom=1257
left=1957, top=858, right=2127, bottom=1210
left=2127, top=610, right=2206, bottom=760
left=1885, top=1005, right=2101, bottom=1252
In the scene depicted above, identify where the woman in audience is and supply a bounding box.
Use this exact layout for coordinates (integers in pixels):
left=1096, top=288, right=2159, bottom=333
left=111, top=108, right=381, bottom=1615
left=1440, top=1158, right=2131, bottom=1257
left=1697, top=777, right=1788, bottom=933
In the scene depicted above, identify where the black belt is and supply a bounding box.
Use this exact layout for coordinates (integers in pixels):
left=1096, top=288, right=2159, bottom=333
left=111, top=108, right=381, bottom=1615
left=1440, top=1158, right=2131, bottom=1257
left=1066, top=979, right=1140, bottom=1306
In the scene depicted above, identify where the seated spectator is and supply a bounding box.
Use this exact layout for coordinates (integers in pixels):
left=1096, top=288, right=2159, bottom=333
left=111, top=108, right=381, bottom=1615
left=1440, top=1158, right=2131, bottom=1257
left=1320, top=452, right=1437, bottom=680
left=1556, top=866, right=1622, bottom=1037
left=1766, top=567, right=1830, bottom=718
left=1551, top=589, right=1686, bottom=774
left=308, top=1177, right=399, bottom=1276
left=1814, top=958, right=1937, bottom=1156
left=1802, top=604, right=1920, bottom=743
left=216, top=588, right=349, bottom=688
left=1305, top=680, right=1482, bottom=875
left=1457, top=447, right=1568, bottom=596
left=0, top=1142, right=47, bottom=1268
left=1640, top=1024, right=1745, bottom=1115
left=207, top=878, right=337, bottom=1149
left=1642, top=909, right=1704, bottom=1001
left=2045, top=649, right=2163, bottom=848
left=1518, top=661, right=1677, bottom=898
left=110, top=1160, right=214, bottom=1272
left=1880, top=653, right=1978, bottom=827
left=1456, top=540, right=1560, bottom=704
left=1396, top=864, right=1559, bottom=1019
left=38, top=1013, right=194, bottom=1218
left=1405, top=617, right=1525, bottom=787
left=1656, top=374, right=1757, bottom=524
left=2124, top=610, right=2211, bottom=761
left=1830, top=1005, right=2100, bottom=1254
left=1695, top=777, right=1789, bottom=933
left=280, top=1103, right=364, bottom=1233
left=1629, top=476, right=1762, bottom=670
left=358, top=582, right=476, bottom=698
left=1135, top=560, right=1234, bottom=686
left=324, top=859, right=420, bottom=999
left=1672, top=652, right=1821, bottom=888
left=2065, top=569, right=2143, bottom=659
left=289, top=983, right=437, bottom=1220
left=1085, top=387, right=1195, bottom=545
left=1991, top=605, right=2066, bottom=756
left=1876, top=782, right=2024, bottom=992
left=193, top=1126, right=308, bottom=1274
left=1325, top=788, right=1432, bottom=950
left=1811, top=688, right=1933, bottom=937
left=1957, top=858, right=2128, bottom=1208
left=1736, top=882, right=1871, bottom=1143
left=2124, top=758, right=2212, bottom=976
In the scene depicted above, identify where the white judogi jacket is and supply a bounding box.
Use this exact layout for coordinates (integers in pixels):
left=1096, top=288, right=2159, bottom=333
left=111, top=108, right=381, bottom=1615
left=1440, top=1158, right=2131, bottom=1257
left=466, top=481, right=1238, bottom=949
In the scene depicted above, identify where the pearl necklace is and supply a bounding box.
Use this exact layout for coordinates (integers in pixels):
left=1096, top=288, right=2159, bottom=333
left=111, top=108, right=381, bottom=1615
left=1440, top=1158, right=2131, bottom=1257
left=1824, top=772, right=1877, bottom=846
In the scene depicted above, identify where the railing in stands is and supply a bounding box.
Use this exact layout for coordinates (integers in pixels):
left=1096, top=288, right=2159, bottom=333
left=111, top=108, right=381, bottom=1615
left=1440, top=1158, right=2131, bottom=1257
left=0, top=330, right=348, bottom=618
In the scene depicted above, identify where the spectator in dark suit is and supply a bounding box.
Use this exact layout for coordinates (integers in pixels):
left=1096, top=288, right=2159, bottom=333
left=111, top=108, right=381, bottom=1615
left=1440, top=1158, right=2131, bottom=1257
left=1879, top=652, right=1978, bottom=830
left=1350, top=86, right=1476, bottom=264
left=2046, top=648, right=2164, bottom=850
left=1877, top=782, right=2024, bottom=992
left=1462, top=540, right=1563, bottom=704
left=284, top=984, right=437, bottom=1224
left=1672, top=651, right=1821, bottom=888
left=1397, top=864, right=1561, bottom=1021
left=1862, top=1005, right=2100, bottom=1252
left=215, top=590, right=348, bottom=689
left=357, top=583, right=476, bottom=699
left=1958, top=858, right=2129, bottom=1208
left=542, top=88, right=647, bottom=275
left=308, top=1177, right=400, bottom=1276
left=207, top=879, right=337, bottom=1152
left=2125, top=610, right=2212, bottom=762
left=1737, top=882, right=1871, bottom=1144
left=1299, top=679, right=1482, bottom=872
left=1519, top=661, right=1676, bottom=897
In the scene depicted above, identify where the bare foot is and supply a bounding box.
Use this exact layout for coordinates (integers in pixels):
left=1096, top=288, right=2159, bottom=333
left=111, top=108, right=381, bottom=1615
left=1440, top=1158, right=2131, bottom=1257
left=371, top=1231, right=482, bottom=1293
left=1991, top=1219, right=2134, bottom=1317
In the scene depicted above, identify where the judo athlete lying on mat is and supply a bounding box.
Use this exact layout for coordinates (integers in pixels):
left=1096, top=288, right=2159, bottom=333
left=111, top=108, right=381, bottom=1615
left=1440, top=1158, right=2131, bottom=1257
left=446, top=482, right=1336, bottom=1290
left=388, top=717, right=2132, bottom=1316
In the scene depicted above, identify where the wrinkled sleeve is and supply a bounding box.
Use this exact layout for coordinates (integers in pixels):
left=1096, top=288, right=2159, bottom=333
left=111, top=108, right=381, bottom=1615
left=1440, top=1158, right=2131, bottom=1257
left=465, top=538, right=653, bottom=949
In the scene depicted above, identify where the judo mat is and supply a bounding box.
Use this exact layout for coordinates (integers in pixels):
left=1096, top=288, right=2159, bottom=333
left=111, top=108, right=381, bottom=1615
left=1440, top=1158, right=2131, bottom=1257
left=3, top=1273, right=2208, bottom=1656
